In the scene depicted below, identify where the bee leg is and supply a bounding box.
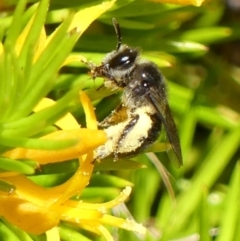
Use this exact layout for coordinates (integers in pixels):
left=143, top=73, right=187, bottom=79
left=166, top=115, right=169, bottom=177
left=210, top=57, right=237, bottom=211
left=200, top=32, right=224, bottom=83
left=94, top=113, right=142, bottom=161
left=114, top=114, right=140, bottom=160
left=99, top=104, right=128, bottom=128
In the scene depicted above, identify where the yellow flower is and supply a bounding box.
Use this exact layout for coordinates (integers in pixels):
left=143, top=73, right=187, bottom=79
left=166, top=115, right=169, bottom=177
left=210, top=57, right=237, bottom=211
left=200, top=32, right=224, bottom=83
left=0, top=91, right=146, bottom=240
left=0, top=1, right=146, bottom=240
left=149, top=0, right=205, bottom=7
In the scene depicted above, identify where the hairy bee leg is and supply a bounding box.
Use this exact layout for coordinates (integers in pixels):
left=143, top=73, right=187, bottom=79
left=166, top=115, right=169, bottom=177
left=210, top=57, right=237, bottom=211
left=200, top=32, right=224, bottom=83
left=94, top=113, right=139, bottom=160
left=99, top=104, right=128, bottom=128
left=114, top=114, right=139, bottom=160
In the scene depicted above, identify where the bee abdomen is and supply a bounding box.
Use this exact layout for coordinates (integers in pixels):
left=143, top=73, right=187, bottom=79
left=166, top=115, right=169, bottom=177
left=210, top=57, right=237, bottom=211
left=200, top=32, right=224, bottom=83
left=94, top=110, right=161, bottom=160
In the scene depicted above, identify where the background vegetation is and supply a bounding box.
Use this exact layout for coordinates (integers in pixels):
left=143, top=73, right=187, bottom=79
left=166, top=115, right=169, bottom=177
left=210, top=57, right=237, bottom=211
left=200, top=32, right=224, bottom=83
left=0, top=0, right=239, bottom=240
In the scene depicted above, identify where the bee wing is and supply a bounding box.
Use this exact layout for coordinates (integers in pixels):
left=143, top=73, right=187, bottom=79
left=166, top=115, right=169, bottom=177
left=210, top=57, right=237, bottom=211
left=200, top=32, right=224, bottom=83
left=146, top=89, right=183, bottom=167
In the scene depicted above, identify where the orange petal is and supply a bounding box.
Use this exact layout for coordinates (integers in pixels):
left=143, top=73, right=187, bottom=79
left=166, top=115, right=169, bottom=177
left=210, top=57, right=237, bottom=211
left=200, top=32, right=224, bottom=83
left=0, top=195, right=59, bottom=234
left=1, top=175, right=60, bottom=207
left=4, top=129, right=106, bottom=164
left=1, top=154, right=94, bottom=208
left=50, top=153, right=94, bottom=207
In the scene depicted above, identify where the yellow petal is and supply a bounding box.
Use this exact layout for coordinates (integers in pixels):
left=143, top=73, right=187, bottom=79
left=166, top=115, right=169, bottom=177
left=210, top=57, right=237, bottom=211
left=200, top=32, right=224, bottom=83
left=56, top=204, right=103, bottom=222
left=4, top=129, right=106, bottom=164
left=15, top=12, right=36, bottom=55
left=80, top=91, right=98, bottom=130
left=66, top=186, right=132, bottom=210
left=68, top=0, right=116, bottom=32
left=1, top=175, right=59, bottom=207
left=0, top=42, right=3, bottom=56
left=1, top=154, right=94, bottom=207
left=33, top=27, right=47, bottom=62
left=0, top=195, right=59, bottom=234
left=99, top=214, right=146, bottom=235
left=15, top=7, right=47, bottom=57
left=97, top=225, right=114, bottom=241
left=46, top=0, right=116, bottom=48
left=50, top=153, right=94, bottom=207
left=149, top=0, right=205, bottom=6
left=62, top=54, right=87, bottom=67
left=34, top=98, right=79, bottom=129
left=46, top=227, right=60, bottom=241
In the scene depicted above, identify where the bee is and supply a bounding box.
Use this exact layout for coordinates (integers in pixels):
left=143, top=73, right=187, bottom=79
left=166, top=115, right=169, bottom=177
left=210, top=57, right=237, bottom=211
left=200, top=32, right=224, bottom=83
left=86, top=18, right=182, bottom=166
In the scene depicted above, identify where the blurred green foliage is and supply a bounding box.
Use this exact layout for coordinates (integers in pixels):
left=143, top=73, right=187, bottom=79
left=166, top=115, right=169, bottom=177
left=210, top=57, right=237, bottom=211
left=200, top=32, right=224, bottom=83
left=0, top=0, right=239, bottom=240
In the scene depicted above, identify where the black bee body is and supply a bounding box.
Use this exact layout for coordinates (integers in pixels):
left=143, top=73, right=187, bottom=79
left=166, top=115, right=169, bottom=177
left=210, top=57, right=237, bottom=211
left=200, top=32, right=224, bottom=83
left=87, top=19, right=182, bottom=165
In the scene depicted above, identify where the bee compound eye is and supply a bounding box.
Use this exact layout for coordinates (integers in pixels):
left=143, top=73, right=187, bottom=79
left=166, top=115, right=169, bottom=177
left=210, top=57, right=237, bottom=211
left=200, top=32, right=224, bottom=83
left=108, top=48, right=138, bottom=69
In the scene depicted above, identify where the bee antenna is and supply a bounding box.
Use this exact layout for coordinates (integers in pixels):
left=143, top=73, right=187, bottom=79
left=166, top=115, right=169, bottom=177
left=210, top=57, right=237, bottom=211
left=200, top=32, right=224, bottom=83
left=112, top=18, right=122, bottom=51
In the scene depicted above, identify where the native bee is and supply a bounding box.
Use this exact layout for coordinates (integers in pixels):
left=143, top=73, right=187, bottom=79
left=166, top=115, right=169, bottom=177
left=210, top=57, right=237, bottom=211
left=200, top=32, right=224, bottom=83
left=86, top=19, right=182, bottom=166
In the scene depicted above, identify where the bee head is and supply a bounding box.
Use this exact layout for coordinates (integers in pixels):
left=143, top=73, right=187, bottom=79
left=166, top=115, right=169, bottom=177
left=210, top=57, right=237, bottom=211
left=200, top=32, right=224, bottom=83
left=88, top=19, right=139, bottom=89
left=105, top=18, right=139, bottom=71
